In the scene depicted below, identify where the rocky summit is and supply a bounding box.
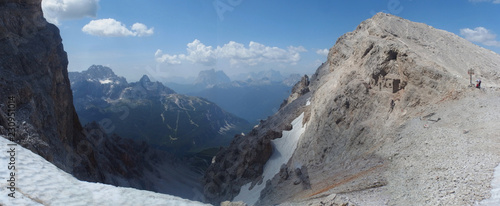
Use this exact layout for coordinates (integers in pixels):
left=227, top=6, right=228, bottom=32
left=204, top=13, right=500, bottom=205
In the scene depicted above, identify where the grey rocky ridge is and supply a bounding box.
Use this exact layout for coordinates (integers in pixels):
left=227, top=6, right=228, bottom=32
left=204, top=13, right=500, bottom=205
left=0, top=0, right=204, bottom=200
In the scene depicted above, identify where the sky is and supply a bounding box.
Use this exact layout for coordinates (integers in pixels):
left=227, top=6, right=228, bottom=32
left=41, top=0, right=500, bottom=82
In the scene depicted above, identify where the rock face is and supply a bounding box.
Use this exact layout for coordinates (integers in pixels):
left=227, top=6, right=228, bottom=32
left=281, top=74, right=310, bottom=109
left=204, top=13, right=500, bottom=205
left=0, top=0, right=205, bottom=200
left=0, top=0, right=83, bottom=173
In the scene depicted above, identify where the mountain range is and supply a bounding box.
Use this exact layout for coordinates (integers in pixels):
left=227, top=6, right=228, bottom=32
left=167, top=69, right=302, bottom=123
left=3, top=0, right=500, bottom=205
left=69, top=65, right=251, bottom=156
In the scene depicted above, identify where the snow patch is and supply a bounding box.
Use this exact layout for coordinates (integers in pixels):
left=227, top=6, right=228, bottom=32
left=233, top=112, right=306, bottom=205
left=99, top=78, right=113, bottom=84
left=0, top=136, right=210, bottom=206
left=480, top=163, right=500, bottom=205
left=218, top=120, right=234, bottom=134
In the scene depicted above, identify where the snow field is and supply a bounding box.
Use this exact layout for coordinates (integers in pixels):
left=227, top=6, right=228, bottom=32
left=233, top=112, right=306, bottom=205
left=0, top=136, right=210, bottom=206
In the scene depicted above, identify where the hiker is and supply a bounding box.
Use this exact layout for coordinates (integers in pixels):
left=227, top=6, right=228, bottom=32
left=476, top=79, right=481, bottom=89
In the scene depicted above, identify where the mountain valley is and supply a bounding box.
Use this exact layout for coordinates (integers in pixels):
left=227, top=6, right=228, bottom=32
left=1, top=0, right=500, bottom=205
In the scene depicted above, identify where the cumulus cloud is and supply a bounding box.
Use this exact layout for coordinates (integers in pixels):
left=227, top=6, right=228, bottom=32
left=42, top=0, right=99, bottom=25
left=460, top=27, right=500, bottom=47
left=468, top=0, right=500, bottom=3
left=184, top=39, right=217, bottom=65
left=217, top=41, right=307, bottom=65
left=156, top=40, right=308, bottom=66
left=82, top=19, right=154, bottom=37
left=131, top=23, right=154, bottom=37
left=316, top=48, right=329, bottom=56
left=155, top=50, right=182, bottom=64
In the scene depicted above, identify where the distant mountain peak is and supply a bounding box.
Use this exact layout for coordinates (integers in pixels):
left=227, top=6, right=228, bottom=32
left=86, top=65, right=117, bottom=79
left=194, top=69, right=231, bottom=87
left=140, top=74, right=151, bottom=83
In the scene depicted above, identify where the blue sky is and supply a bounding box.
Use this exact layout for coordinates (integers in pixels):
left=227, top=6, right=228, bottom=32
left=42, top=0, right=500, bottom=82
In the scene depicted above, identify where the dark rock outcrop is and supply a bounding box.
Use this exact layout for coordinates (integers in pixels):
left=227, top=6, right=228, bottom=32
left=0, top=0, right=85, bottom=174
left=0, top=0, right=204, bottom=200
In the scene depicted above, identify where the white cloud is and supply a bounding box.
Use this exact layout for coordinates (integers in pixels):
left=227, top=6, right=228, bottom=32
left=156, top=40, right=308, bottom=66
left=131, top=23, right=154, bottom=37
left=316, top=48, right=329, bottom=56
left=460, top=27, right=500, bottom=47
left=216, top=41, right=307, bottom=66
left=468, top=0, right=500, bottom=3
left=42, top=0, right=99, bottom=25
left=184, top=39, right=217, bottom=66
left=82, top=19, right=154, bottom=37
left=155, top=50, right=181, bottom=64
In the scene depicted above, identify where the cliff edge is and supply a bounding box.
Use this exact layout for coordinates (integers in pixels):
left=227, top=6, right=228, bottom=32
left=0, top=0, right=204, bottom=200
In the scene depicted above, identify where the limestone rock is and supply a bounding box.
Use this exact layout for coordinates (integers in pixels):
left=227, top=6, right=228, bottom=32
left=282, top=75, right=310, bottom=108
left=204, top=12, right=500, bottom=205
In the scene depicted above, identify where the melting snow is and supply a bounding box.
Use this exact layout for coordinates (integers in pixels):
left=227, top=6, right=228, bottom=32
left=99, top=78, right=113, bottom=84
left=480, top=163, right=500, bottom=205
left=233, top=112, right=306, bottom=205
left=0, top=136, right=210, bottom=206
left=218, top=120, right=234, bottom=134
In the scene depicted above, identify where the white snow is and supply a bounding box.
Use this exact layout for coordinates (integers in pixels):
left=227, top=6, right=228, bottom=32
left=233, top=113, right=306, bottom=205
left=0, top=136, right=211, bottom=206
left=481, top=163, right=500, bottom=205
left=99, top=78, right=113, bottom=84
left=218, top=120, right=234, bottom=134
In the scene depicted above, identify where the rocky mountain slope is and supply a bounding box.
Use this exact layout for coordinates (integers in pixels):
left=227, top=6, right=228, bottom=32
left=70, top=66, right=250, bottom=155
left=204, top=13, right=500, bottom=205
left=0, top=0, right=206, bottom=201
